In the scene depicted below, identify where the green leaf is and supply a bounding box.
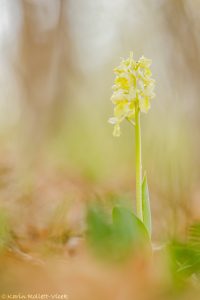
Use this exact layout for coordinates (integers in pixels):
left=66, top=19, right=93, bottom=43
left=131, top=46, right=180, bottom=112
left=142, top=172, right=152, bottom=237
left=87, top=206, right=112, bottom=257
left=86, top=204, right=150, bottom=261
left=112, top=206, right=149, bottom=245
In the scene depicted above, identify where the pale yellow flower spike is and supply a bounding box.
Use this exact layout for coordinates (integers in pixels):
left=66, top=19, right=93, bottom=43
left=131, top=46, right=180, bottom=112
left=109, top=52, right=155, bottom=136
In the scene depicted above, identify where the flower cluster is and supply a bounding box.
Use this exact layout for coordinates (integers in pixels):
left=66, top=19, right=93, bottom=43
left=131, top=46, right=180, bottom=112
left=109, top=52, right=155, bottom=136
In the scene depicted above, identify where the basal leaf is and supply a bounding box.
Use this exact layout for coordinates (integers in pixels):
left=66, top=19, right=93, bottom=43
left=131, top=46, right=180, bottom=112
left=86, top=204, right=150, bottom=261
left=112, top=206, right=150, bottom=246
left=142, top=172, right=152, bottom=237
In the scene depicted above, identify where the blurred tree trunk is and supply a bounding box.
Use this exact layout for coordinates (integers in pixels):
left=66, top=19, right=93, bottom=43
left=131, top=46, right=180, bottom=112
left=13, top=0, right=74, bottom=184
left=163, top=0, right=200, bottom=106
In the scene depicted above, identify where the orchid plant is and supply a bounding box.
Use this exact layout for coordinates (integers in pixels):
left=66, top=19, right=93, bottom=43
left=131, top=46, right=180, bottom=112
left=87, top=53, right=155, bottom=260
left=109, top=52, right=155, bottom=237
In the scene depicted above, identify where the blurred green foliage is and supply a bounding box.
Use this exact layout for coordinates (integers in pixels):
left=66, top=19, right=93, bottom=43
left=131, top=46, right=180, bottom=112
left=0, top=209, right=11, bottom=253
left=169, top=223, right=200, bottom=286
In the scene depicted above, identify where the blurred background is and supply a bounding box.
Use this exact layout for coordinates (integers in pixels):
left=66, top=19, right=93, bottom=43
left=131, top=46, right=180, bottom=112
left=0, top=0, right=200, bottom=298
left=0, top=0, right=200, bottom=253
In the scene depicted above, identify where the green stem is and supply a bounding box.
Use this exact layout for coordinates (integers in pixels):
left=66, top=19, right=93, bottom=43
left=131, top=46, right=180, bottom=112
left=135, top=105, right=143, bottom=221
